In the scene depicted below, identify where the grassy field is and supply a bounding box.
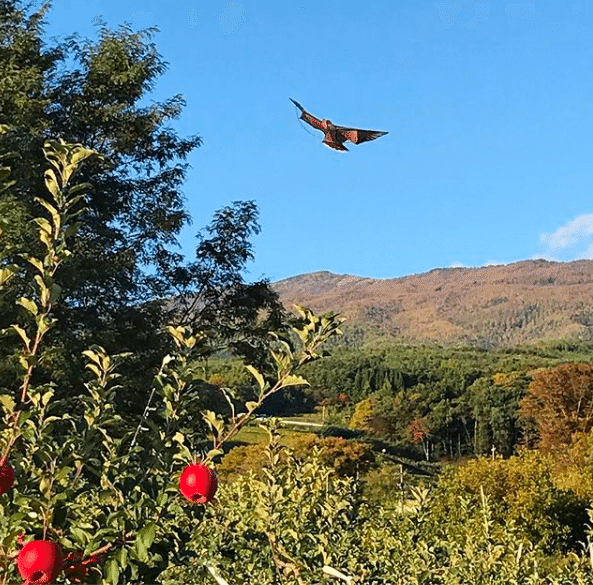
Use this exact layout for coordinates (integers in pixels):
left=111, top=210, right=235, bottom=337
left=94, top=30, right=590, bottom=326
left=233, top=415, right=322, bottom=445
left=279, top=412, right=325, bottom=424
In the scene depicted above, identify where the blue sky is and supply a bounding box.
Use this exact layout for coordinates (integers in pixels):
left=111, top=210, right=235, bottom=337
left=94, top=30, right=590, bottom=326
left=39, top=1, right=593, bottom=283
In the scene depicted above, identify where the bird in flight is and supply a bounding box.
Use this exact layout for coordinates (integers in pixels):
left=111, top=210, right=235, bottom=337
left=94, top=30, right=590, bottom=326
left=290, top=98, right=388, bottom=151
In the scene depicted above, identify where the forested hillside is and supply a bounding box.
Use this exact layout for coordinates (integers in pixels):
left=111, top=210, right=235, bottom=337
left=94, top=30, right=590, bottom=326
left=298, top=342, right=593, bottom=457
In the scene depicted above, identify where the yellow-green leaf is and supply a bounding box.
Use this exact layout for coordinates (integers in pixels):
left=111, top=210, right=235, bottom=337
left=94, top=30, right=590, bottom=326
left=44, top=169, right=61, bottom=199
left=24, top=256, right=44, bottom=273
left=166, top=325, right=186, bottom=347
left=172, top=432, right=185, bottom=444
left=36, top=316, right=48, bottom=335
left=134, top=538, right=148, bottom=562
left=39, top=284, right=50, bottom=306
left=39, top=476, right=51, bottom=498
left=11, top=325, right=31, bottom=349
left=0, top=394, right=15, bottom=413
left=0, top=265, right=18, bottom=286
left=85, top=363, right=102, bottom=378
left=16, top=297, right=38, bottom=316
left=115, top=547, right=128, bottom=567
left=41, top=390, right=53, bottom=407
left=32, top=216, right=52, bottom=235
left=137, top=522, right=157, bottom=549
left=82, top=349, right=102, bottom=364
left=280, top=374, right=310, bottom=388
left=207, top=448, right=224, bottom=460
left=245, top=365, right=265, bottom=391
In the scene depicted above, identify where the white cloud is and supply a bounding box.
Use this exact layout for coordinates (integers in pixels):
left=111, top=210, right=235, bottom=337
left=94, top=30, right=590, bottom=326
left=540, top=213, right=593, bottom=253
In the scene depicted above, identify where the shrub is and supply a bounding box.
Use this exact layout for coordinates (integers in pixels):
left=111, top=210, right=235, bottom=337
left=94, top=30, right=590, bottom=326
left=553, top=430, right=593, bottom=503
left=290, top=436, right=376, bottom=477
left=216, top=443, right=268, bottom=483
left=431, top=450, right=589, bottom=554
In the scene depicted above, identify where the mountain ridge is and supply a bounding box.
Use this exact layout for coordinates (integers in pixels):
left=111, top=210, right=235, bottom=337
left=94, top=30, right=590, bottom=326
left=270, top=259, right=593, bottom=348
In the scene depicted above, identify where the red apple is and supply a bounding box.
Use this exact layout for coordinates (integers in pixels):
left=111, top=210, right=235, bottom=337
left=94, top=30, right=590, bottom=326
left=17, top=540, right=63, bottom=584
left=0, top=460, right=15, bottom=494
left=179, top=463, right=218, bottom=503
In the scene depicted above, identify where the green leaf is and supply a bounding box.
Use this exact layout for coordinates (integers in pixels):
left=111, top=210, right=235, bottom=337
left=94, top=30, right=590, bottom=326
left=105, top=558, right=120, bottom=584
left=138, top=522, right=157, bottom=549
left=70, top=526, right=89, bottom=545
left=67, top=182, right=92, bottom=197
left=134, top=536, right=148, bottom=562
left=64, top=222, right=82, bottom=239
left=246, top=401, right=259, bottom=412
left=49, top=283, right=62, bottom=304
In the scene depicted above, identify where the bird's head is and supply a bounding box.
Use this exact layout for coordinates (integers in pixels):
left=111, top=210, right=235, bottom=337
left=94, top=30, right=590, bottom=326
left=322, top=119, right=331, bottom=130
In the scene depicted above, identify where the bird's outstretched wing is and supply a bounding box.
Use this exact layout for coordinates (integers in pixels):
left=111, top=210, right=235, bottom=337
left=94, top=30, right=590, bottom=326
left=289, top=98, right=305, bottom=112
left=335, top=126, right=388, bottom=145
left=290, top=98, right=325, bottom=131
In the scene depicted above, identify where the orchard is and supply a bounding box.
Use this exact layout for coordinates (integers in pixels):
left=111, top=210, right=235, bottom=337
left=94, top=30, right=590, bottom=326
left=3, top=139, right=593, bottom=585
left=0, top=137, right=345, bottom=584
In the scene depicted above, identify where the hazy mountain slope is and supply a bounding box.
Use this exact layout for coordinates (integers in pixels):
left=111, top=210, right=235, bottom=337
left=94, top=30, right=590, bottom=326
left=271, top=260, right=593, bottom=348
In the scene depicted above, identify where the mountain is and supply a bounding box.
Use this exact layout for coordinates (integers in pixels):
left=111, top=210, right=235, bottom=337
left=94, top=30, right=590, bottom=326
left=270, top=259, right=593, bottom=349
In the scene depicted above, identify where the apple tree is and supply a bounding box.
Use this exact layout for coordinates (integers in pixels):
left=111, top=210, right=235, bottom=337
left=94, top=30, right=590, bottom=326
left=0, top=137, right=344, bottom=584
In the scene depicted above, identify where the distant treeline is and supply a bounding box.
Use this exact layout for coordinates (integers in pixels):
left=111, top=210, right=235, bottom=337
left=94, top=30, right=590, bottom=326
left=302, top=341, right=593, bottom=458
left=209, top=341, right=593, bottom=460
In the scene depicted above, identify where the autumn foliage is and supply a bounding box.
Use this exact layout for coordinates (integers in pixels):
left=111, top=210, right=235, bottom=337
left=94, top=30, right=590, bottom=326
left=519, top=363, right=593, bottom=451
